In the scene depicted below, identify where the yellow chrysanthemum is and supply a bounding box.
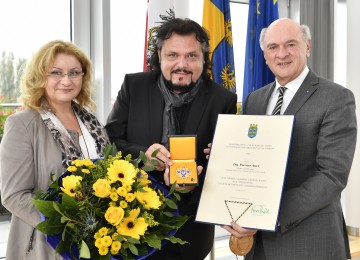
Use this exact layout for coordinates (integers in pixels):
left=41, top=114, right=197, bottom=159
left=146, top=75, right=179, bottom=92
left=98, top=246, right=109, bottom=256
left=101, top=235, right=112, bottom=247
left=98, top=227, right=109, bottom=236
left=111, top=232, right=119, bottom=240
left=94, top=232, right=102, bottom=240
left=110, top=192, right=119, bottom=201
left=71, top=159, right=84, bottom=167
left=107, top=159, right=137, bottom=185
left=116, top=187, right=127, bottom=197
left=120, top=200, right=128, bottom=208
left=109, top=201, right=116, bottom=207
left=125, top=193, right=135, bottom=202
left=67, top=166, right=77, bottom=172
left=138, top=170, right=151, bottom=187
left=83, top=158, right=95, bottom=168
left=124, top=184, right=132, bottom=192
left=110, top=248, right=119, bottom=255
left=81, top=169, right=90, bottom=174
left=135, top=187, right=162, bottom=210
left=60, top=175, right=82, bottom=197
left=117, top=208, right=148, bottom=240
left=111, top=241, right=122, bottom=252
left=95, top=238, right=102, bottom=248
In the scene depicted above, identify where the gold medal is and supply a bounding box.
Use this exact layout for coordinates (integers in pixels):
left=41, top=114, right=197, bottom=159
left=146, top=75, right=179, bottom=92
left=229, top=234, right=254, bottom=256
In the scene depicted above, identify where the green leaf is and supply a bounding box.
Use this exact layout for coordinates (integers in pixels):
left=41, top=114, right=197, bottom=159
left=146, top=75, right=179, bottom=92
left=60, top=215, right=71, bottom=223
left=32, top=199, right=57, bottom=218
left=149, top=159, right=160, bottom=166
left=128, top=243, right=139, bottom=255
left=99, top=254, right=111, bottom=260
left=143, top=233, right=161, bottom=249
left=126, top=236, right=140, bottom=244
left=55, top=239, right=70, bottom=254
left=173, top=192, right=181, bottom=201
left=175, top=188, right=190, bottom=194
left=139, top=151, right=147, bottom=163
left=165, top=198, right=177, bottom=209
left=165, top=236, right=188, bottom=245
left=163, top=211, right=174, bottom=217
left=142, top=165, right=155, bottom=172
left=168, top=215, right=189, bottom=228
left=151, top=148, right=160, bottom=158
left=61, top=193, right=79, bottom=212
left=36, top=218, right=64, bottom=235
left=79, top=240, right=91, bottom=259
left=169, top=184, right=176, bottom=194
left=104, top=143, right=118, bottom=159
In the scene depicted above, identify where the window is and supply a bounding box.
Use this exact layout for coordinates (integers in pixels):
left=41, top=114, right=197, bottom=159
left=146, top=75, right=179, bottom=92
left=0, top=0, right=71, bottom=105
left=110, top=0, right=147, bottom=104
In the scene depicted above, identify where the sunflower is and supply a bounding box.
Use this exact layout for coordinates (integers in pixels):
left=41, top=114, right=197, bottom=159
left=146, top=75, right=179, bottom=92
left=60, top=175, right=82, bottom=197
left=117, top=208, right=148, bottom=240
left=107, top=160, right=137, bottom=186
left=135, top=187, right=162, bottom=210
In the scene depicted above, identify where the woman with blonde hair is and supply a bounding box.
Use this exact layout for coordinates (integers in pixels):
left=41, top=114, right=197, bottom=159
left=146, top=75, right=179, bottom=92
left=0, top=40, right=109, bottom=259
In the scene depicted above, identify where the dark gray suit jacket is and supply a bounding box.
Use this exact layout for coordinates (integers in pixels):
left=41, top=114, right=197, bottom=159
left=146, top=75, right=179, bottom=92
left=106, top=71, right=237, bottom=259
left=243, top=71, right=357, bottom=260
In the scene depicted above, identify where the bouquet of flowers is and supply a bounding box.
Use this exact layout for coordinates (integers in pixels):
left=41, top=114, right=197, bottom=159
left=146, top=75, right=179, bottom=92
left=33, top=145, right=189, bottom=260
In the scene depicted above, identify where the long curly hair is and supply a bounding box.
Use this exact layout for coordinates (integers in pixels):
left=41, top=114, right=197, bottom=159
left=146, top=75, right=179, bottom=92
left=147, top=18, right=211, bottom=80
left=20, top=40, right=96, bottom=111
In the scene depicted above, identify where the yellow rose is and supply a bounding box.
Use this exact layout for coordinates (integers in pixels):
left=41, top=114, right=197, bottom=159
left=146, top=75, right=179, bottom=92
left=93, top=179, right=111, bottom=198
left=105, top=206, right=125, bottom=226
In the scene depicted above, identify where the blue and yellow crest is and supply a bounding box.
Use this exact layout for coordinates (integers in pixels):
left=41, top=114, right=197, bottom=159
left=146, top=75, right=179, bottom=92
left=248, top=124, right=258, bottom=138
left=176, top=167, right=191, bottom=179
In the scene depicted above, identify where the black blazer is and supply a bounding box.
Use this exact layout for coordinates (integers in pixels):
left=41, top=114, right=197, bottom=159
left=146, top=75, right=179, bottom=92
left=106, top=71, right=237, bottom=259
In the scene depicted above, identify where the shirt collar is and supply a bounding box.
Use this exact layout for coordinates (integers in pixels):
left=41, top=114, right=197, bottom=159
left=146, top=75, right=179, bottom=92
left=273, top=66, right=310, bottom=97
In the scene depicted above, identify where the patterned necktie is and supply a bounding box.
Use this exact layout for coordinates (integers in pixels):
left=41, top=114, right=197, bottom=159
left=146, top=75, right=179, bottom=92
left=272, top=87, right=287, bottom=115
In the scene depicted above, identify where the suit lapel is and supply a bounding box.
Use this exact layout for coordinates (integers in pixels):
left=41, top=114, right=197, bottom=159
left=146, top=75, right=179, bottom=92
left=260, top=83, right=276, bottom=114
left=182, top=83, right=209, bottom=134
left=148, top=76, right=165, bottom=143
left=284, top=71, right=319, bottom=115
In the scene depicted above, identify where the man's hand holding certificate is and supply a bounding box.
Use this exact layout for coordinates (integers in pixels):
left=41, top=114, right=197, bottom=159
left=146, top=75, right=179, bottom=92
left=196, top=114, right=294, bottom=231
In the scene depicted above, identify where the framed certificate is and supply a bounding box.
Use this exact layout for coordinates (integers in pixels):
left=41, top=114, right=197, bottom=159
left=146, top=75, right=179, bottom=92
left=195, top=114, right=294, bottom=231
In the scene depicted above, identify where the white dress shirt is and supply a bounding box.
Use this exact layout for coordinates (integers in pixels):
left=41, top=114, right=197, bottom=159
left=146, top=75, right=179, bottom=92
left=266, top=66, right=310, bottom=115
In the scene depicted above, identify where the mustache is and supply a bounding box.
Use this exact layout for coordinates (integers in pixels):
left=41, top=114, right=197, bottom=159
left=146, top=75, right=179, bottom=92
left=172, top=69, right=193, bottom=74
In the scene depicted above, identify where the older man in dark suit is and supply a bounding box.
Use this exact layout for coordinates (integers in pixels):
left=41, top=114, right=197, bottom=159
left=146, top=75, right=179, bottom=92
left=221, top=18, right=357, bottom=260
left=106, top=18, right=237, bottom=260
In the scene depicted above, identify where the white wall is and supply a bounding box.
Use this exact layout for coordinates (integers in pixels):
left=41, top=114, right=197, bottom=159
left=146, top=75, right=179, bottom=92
left=345, top=0, right=360, bottom=235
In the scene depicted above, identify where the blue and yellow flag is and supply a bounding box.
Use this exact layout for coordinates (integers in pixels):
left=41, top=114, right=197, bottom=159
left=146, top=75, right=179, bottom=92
left=203, top=0, right=236, bottom=93
left=242, top=0, right=279, bottom=103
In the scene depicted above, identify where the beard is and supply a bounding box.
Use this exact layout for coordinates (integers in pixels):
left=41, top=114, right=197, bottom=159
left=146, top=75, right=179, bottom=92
left=162, top=71, right=198, bottom=93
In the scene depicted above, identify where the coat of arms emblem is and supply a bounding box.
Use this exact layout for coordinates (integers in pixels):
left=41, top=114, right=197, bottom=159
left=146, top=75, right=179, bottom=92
left=248, top=124, right=258, bottom=138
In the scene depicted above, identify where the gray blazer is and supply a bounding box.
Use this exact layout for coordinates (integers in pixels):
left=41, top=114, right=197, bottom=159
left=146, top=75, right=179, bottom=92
left=1, top=109, right=64, bottom=260
left=243, top=71, right=357, bottom=260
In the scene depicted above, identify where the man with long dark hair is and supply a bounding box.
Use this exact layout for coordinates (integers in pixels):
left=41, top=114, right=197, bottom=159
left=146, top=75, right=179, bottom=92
left=106, top=18, right=237, bottom=259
